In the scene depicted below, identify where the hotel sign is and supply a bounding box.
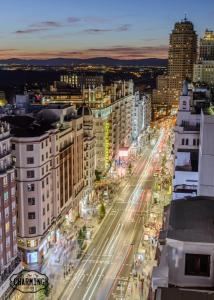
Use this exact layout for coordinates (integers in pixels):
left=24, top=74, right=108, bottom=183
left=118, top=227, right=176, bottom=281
left=10, top=270, right=49, bottom=293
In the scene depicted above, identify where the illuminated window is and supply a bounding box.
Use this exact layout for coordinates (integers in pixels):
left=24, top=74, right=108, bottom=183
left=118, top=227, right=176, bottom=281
left=5, top=222, right=10, bottom=233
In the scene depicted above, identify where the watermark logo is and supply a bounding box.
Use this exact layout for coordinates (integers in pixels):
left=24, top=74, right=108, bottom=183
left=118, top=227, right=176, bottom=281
left=10, top=270, right=49, bottom=294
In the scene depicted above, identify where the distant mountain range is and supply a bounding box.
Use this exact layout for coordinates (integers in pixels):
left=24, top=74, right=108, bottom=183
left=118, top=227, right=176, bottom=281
left=0, top=57, right=167, bottom=67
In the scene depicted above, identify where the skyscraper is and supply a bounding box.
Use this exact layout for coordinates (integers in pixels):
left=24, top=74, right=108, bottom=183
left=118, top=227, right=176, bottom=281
left=168, top=18, right=197, bottom=112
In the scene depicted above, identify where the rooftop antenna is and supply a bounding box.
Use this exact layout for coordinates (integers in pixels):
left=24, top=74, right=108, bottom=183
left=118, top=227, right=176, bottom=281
left=184, top=13, right=187, bottom=21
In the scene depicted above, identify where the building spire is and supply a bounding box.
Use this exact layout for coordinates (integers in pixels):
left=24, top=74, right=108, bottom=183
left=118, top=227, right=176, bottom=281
left=184, top=13, right=187, bottom=22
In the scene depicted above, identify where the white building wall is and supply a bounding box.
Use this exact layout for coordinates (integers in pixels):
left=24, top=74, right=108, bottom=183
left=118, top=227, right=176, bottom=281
left=198, top=111, right=214, bottom=196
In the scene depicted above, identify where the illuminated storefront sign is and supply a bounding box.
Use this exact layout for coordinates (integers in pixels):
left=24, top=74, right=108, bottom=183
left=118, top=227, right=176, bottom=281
left=104, top=121, right=110, bottom=168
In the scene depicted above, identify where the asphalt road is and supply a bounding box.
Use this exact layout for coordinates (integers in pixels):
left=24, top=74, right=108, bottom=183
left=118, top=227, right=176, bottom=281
left=60, top=129, right=166, bottom=300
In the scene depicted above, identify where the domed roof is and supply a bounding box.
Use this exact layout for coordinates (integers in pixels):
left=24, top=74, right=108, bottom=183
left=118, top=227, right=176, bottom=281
left=77, top=104, right=92, bottom=116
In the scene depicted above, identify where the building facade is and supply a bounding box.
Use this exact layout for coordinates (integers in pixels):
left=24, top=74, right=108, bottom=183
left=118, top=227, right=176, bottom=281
left=0, top=122, right=21, bottom=299
left=168, top=18, right=197, bottom=111
left=5, top=109, right=84, bottom=264
left=199, top=29, right=214, bottom=61
left=173, top=82, right=212, bottom=200
left=151, top=197, right=214, bottom=300
left=152, top=75, right=169, bottom=119
left=193, top=30, right=214, bottom=84
left=82, top=81, right=134, bottom=173
left=193, top=61, right=214, bottom=84
left=60, top=74, right=104, bottom=88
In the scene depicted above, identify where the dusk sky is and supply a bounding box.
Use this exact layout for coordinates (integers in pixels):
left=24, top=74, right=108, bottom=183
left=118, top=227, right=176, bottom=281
left=1, top=0, right=214, bottom=60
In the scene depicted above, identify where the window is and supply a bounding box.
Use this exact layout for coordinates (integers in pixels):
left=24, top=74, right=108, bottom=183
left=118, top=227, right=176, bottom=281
left=193, top=139, right=196, bottom=146
left=29, top=227, right=36, bottom=234
left=4, top=191, right=8, bottom=201
left=42, top=155, right=44, bottom=162
left=3, top=176, right=7, bottom=186
left=12, top=144, right=15, bottom=150
left=186, top=139, right=189, bottom=145
left=42, top=181, right=44, bottom=188
left=46, top=177, right=49, bottom=184
left=5, top=207, right=9, bottom=218
left=47, top=203, right=49, bottom=211
left=46, top=152, right=48, bottom=159
left=43, top=222, right=46, bottom=230
left=42, top=194, right=45, bottom=202
left=197, top=139, right=200, bottom=146
left=26, top=145, right=33, bottom=151
left=11, top=172, right=15, bottom=181
left=11, top=187, right=15, bottom=196
left=27, top=157, right=34, bottom=164
left=27, top=183, right=34, bottom=191
left=185, top=254, right=210, bottom=277
left=28, top=198, right=35, bottom=205
left=182, top=138, right=185, bottom=145
left=42, top=142, right=44, bottom=149
left=43, top=208, right=45, bottom=216
left=27, top=170, right=34, bottom=178
left=28, top=212, right=35, bottom=220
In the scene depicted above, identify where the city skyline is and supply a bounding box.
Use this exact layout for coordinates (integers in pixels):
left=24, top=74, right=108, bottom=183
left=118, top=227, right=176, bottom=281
left=0, top=0, right=214, bottom=60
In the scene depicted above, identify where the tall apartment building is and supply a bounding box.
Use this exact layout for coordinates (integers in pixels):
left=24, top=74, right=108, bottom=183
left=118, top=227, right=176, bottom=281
left=4, top=106, right=84, bottom=264
left=193, top=30, right=214, bottom=84
left=152, top=18, right=197, bottom=119
left=173, top=82, right=212, bottom=200
left=0, top=122, right=21, bottom=299
left=168, top=18, right=197, bottom=112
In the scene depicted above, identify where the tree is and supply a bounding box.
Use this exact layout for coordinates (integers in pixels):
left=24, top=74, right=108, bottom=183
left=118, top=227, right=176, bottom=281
left=128, top=163, right=132, bottom=175
left=77, top=229, right=84, bottom=249
left=161, top=154, right=167, bottom=168
left=99, top=202, right=106, bottom=220
left=95, top=169, right=102, bottom=181
left=82, top=225, right=87, bottom=239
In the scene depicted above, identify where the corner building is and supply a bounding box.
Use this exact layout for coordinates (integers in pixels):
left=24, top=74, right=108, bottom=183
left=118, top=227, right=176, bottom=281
left=5, top=112, right=84, bottom=264
left=0, top=122, right=21, bottom=299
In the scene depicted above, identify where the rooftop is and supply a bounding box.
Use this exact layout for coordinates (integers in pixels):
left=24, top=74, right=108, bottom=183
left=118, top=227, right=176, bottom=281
left=157, top=287, right=214, bottom=300
left=1, top=115, right=55, bottom=138
left=167, top=196, right=214, bottom=243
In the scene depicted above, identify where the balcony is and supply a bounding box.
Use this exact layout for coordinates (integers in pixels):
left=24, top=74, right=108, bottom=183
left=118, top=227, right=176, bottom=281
left=0, top=150, right=10, bottom=159
left=0, top=163, right=14, bottom=175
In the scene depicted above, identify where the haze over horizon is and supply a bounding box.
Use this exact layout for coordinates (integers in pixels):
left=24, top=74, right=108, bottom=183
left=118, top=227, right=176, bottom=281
left=1, top=0, right=214, bottom=60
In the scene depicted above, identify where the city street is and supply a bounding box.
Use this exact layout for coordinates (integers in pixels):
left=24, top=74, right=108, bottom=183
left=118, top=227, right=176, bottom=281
left=59, top=128, right=169, bottom=300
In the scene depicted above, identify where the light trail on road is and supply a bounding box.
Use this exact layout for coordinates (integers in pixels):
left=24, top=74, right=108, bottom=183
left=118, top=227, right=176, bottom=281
left=60, top=129, right=167, bottom=300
